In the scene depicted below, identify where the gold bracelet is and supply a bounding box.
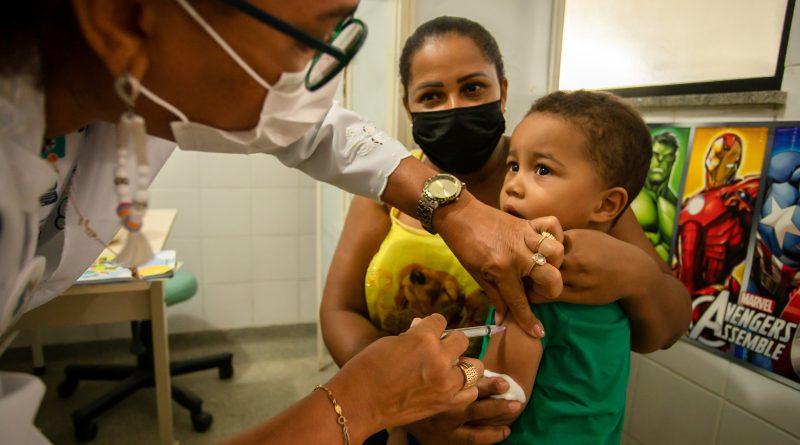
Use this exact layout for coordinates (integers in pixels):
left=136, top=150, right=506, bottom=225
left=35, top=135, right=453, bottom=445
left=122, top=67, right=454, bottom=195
left=314, top=384, right=351, bottom=445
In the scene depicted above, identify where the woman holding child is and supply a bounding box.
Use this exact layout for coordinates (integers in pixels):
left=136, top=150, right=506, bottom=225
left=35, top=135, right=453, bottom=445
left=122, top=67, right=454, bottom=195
left=320, top=16, right=691, bottom=445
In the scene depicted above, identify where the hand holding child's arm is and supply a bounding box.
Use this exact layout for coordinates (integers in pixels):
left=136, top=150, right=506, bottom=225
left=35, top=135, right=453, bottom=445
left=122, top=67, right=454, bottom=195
left=557, top=209, right=690, bottom=352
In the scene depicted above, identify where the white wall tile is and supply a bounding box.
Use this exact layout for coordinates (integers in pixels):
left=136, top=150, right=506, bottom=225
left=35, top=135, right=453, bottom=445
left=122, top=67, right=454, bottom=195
left=629, top=359, right=722, bottom=445
left=639, top=108, right=675, bottom=123
left=150, top=149, right=199, bottom=189
left=779, top=66, right=800, bottom=121
left=621, top=434, right=644, bottom=445
left=164, top=237, right=204, bottom=284
left=200, top=189, right=252, bottom=236
left=647, top=339, right=731, bottom=395
left=252, top=280, right=300, bottom=325
left=298, top=189, right=317, bottom=234
left=716, top=403, right=800, bottom=445
left=299, top=278, right=318, bottom=323
left=251, top=189, right=300, bottom=235
left=202, top=283, right=253, bottom=329
left=149, top=190, right=201, bottom=238
left=198, top=152, right=251, bottom=188
left=202, top=237, right=253, bottom=284
left=725, top=364, right=800, bottom=438
left=250, top=153, right=299, bottom=188
left=673, top=106, right=778, bottom=123
left=252, top=236, right=299, bottom=281
left=625, top=352, right=642, bottom=433
left=298, top=234, right=316, bottom=279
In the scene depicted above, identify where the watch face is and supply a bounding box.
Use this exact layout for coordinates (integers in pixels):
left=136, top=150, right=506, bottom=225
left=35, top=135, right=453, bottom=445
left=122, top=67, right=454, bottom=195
left=429, top=176, right=460, bottom=199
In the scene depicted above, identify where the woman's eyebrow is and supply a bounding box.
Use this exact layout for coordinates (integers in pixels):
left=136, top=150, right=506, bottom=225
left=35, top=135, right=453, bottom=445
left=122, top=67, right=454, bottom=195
left=457, top=72, right=488, bottom=83
left=413, top=81, right=444, bottom=93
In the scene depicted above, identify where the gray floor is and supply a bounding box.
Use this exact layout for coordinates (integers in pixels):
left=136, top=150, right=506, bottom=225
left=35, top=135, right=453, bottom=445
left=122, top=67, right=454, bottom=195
left=0, top=324, right=338, bottom=445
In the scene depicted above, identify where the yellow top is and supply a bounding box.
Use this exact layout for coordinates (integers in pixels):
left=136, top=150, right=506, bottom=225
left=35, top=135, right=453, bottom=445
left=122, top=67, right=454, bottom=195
left=364, top=152, right=490, bottom=355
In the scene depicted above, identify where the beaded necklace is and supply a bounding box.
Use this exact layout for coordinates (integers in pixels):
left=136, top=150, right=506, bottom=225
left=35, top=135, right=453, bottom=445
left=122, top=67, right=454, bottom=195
left=38, top=74, right=155, bottom=274
left=112, top=74, right=153, bottom=267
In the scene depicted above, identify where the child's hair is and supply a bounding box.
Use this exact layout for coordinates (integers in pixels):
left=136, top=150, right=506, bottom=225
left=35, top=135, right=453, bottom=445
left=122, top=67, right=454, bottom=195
left=528, top=90, right=652, bottom=214
left=399, top=16, right=505, bottom=99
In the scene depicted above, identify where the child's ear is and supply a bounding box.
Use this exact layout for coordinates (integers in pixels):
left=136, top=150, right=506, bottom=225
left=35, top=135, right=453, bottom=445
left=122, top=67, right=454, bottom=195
left=589, top=187, right=628, bottom=224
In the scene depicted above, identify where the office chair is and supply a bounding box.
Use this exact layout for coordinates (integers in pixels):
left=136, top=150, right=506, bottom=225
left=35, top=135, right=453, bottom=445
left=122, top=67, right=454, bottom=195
left=56, top=270, right=234, bottom=442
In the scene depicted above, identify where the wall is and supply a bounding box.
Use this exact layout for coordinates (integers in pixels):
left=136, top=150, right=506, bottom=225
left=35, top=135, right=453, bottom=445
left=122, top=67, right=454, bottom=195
left=149, top=150, right=319, bottom=333
left=623, top=4, right=800, bottom=444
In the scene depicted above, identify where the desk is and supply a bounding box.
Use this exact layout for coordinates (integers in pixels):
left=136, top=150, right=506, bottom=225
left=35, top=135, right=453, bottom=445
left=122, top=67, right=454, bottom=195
left=12, top=209, right=178, bottom=445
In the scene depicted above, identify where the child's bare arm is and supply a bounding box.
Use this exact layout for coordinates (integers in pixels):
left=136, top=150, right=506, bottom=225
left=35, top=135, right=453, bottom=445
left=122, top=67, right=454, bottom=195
left=481, top=311, right=543, bottom=421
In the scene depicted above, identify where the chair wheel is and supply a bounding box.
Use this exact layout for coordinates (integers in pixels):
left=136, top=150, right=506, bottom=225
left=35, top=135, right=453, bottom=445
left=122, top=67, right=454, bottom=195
left=219, top=363, right=234, bottom=380
left=74, top=420, right=98, bottom=442
left=191, top=411, right=213, bottom=432
left=57, top=379, right=78, bottom=398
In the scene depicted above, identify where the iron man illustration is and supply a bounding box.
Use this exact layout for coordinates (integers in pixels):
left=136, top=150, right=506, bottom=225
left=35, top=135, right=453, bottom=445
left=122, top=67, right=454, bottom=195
left=676, top=133, right=760, bottom=296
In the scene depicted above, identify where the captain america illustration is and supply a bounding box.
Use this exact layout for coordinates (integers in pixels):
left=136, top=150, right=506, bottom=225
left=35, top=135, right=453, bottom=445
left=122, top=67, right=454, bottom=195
left=741, top=129, right=800, bottom=380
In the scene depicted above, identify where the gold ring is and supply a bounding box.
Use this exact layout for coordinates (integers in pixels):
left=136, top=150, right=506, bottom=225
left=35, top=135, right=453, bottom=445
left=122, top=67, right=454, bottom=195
left=535, top=231, right=556, bottom=253
left=541, top=231, right=556, bottom=241
left=457, top=361, right=480, bottom=390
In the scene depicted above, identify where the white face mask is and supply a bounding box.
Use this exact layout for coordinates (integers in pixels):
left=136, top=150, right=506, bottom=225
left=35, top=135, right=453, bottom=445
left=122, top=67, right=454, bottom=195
left=137, top=0, right=341, bottom=154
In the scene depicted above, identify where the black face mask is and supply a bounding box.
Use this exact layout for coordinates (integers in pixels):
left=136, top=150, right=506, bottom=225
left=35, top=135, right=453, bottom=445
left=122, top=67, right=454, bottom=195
left=411, top=100, right=506, bottom=174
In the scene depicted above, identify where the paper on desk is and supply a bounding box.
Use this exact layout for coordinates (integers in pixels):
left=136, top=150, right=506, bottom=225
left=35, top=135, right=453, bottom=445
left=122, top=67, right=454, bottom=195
left=77, top=250, right=176, bottom=284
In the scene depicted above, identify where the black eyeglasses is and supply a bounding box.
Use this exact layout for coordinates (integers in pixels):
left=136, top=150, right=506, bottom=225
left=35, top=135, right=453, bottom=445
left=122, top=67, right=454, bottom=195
left=218, top=0, right=368, bottom=91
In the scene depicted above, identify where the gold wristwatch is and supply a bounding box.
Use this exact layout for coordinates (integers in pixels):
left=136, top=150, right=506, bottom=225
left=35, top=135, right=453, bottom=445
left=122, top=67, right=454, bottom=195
left=417, top=173, right=465, bottom=234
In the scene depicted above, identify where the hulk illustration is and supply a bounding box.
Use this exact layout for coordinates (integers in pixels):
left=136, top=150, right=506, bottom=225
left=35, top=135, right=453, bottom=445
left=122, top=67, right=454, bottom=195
left=631, top=131, right=679, bottom=263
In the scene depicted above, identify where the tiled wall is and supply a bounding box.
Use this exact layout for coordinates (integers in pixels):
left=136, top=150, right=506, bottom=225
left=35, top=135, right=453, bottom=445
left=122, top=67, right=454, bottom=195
left=150, top=150, right=319, bottom=334
left=624, top=343, right=800, bottom=445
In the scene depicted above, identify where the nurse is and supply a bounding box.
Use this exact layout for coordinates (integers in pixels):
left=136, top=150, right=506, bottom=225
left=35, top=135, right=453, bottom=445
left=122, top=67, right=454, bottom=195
left=1, top=1, right=562, bottom=444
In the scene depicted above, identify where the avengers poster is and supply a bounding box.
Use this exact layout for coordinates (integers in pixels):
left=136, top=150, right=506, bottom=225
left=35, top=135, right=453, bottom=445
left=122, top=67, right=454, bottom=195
left=637, top=123, right=800, bottom=388
left=632, top=127, right=691, bottom=264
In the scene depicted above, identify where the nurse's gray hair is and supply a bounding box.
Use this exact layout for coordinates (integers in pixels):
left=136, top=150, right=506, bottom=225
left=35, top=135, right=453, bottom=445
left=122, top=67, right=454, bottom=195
left=399, top=16, right=505, bottom=99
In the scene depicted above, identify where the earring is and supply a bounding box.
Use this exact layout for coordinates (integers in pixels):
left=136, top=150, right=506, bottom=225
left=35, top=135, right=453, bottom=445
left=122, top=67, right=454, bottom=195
left=113, top=73, right=153, bottom=268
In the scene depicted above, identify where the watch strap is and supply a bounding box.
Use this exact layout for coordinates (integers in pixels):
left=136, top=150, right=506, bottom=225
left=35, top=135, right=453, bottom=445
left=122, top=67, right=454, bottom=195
left=417, top=193, right=439, bottom=234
